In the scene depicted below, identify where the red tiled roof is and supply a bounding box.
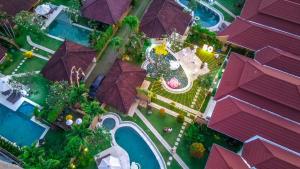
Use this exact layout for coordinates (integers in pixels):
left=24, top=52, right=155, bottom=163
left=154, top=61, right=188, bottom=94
left=218, top=17, right=300, bottom=55
left=41, top=41, right=96, bottom=83
left=240, top=0, right=300, bottom=36
left=205, top=144, right=249, bottom=169
left=96, top=60, right=146, bottom=113
left=215, top=53, right=300, bottom=122
left=242, top=138, right=300, bottom=169
left=255, top=46, right=300, bottom=77
left=81, top=0, right=131, bottom=25
left=0, top=46, right=7, bottom=61
left=140, top=0, right=192, bottom=38
left=208, top=97, right=300, bottom=152
left=0, top=0, right=39, bottom=16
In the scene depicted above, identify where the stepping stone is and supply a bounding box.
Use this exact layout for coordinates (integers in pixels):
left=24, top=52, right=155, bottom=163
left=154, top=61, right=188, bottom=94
left=17, top=66, right=20, bottom=69
left=167, top=162, right=171, bottom=166
left=175, top=142, right=179, bottom=146
left=168, top=156, right=173, bottom=161
left=19, top=62, right=23, bottom=66
left=176, top=138, right=180, bottom=142
left=178, top=134, right=182, bottom=138
left=183, top=122, right=187, bottom=126
left=12, top=72, right=15, bottom=75
left=180, top=130, right=184, bottom=134
left=181, top=125, right=185, bottom=129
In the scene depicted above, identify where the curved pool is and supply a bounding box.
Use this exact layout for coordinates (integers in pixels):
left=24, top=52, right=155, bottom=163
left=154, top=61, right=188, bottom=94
left=115, top=126, right=161, bottom=169
left=178, top=0, right=220, bottom=28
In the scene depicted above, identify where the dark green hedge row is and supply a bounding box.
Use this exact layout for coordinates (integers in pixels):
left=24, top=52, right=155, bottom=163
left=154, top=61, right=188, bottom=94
left=0, top=137, right=22, bottom=157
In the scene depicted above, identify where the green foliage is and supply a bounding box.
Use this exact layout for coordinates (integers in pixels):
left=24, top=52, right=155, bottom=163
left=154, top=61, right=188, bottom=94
left=198, top=73, right=214, bottom=89
left=14, top=11, right=44, bottom=38
left=110, top=36, right=123, bottom=52
left=81, top=101, right=104, bottom=116
left=177, top=113, right=185, bottom=123
left=186, top=24, right=221, bottom=50
left=0, top=52, right=14, bottom=70
left=122, top=15, right=140, bottom=32
left=188, top=0, right=198, bottom=11
left=69, top=83, right=88, bottom=105
left=0, top=137, right=22, bottom=157
left=190, top=142, right=206, bottom=158
left=64, top=136, right=82, bottom=157
left=85, top=128, right=112, bottom=156
left=124, top=32, right=147, bottom=64
left=93, top=26, right=113, bottom=52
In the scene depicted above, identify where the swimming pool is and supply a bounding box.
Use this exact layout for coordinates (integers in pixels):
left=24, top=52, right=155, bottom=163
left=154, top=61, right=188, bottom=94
left=47, top=11, right=91, bottom=47
left=115, top=127, right=161, bottom=169
left=0, top=102, right=46, bottom=146
left=178, top=0, right=220, bottom=28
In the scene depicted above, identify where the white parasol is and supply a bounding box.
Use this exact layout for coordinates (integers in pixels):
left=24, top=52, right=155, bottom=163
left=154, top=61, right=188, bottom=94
left=35, top=4, right=51, bottom=15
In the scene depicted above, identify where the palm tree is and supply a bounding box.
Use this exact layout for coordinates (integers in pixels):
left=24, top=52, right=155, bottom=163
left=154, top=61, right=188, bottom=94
left=67, top=124, right=93, bottom=141
left=110, top=36, right=123, bottom=53
left=0, top=11, right=19, bottom=49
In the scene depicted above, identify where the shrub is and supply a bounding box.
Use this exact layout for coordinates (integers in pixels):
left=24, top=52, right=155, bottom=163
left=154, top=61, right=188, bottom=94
left=159, top=108, right=166, bottom=117
left=0, top=137, right=22, bottom=157
left=177, top=113, right=185, bottom=123
left=190, top=142, right=206, bottom=158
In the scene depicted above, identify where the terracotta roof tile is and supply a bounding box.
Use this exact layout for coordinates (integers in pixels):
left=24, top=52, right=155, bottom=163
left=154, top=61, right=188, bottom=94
left=0, top=0, right=39, bottom=16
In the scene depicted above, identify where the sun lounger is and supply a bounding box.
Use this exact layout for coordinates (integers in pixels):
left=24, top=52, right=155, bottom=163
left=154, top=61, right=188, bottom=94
left=7, top=91, right=21, bottom=104
left=1, top=89, right=11, bottom=96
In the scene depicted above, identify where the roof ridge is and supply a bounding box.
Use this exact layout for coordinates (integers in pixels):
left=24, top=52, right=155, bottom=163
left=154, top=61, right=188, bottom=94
left=105, top=0, right=118, bottom=23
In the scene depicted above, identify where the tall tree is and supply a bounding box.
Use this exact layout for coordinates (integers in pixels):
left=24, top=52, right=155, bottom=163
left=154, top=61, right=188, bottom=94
left=122, top=15, right=140, bottom=32
left=0, top=11, right=19, bottom=48
left=110, top=36, right=123, bottom=53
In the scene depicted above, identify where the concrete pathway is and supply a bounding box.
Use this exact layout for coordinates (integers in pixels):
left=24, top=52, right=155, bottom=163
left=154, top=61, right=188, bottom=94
left=149, top=102, right=192, bottom=123
left=19, top=48, right=49, bottom=61
left=135, top=109, right=189, bottom=169
left=26, top=36, right=55, bottom=54
left=155, top=94, right=202, bottom=115
left=214, top=1, right=236, bottom=18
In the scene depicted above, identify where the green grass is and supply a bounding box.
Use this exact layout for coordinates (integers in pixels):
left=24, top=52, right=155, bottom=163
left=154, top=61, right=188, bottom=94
left=0, top=49, right=24, bottom=75
left=15, top=58, right=47, bottom=74
left=216, top=0, right=244, bottom=15
left=139, top=107, right=182, bottom=146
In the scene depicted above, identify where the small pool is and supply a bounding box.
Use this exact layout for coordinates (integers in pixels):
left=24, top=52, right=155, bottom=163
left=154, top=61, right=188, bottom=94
left=115, top=127, right=161, bottom=169
left=0, top=102, right=46, bottom=146
left=102, top=118, right=116, bottom=130
left=178, top=0, right=220, bottom=27
left=47, top=11, right=91, bottom=46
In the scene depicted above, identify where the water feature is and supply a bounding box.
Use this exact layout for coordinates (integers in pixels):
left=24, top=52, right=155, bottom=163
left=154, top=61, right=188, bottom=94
left=178, top=0, right=220, bottom=28
left=47, top=11, right=91, bottom=46
left=0, top=102, right=46, bottom=146
left=102, top=118, right=116, bottom=130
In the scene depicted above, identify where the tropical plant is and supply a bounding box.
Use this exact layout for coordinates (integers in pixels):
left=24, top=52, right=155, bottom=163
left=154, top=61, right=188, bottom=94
left=199, top=73, right=214, bottom=89
left=93, top=26, right=113, bottom=52
left=122, top=15, right=140, bottom=32
left=81, top=101, right=104, bottom=116
left=190, top=142, right=206, bottom=158
left=159, top=108, right=166, bottom=117
left=0, top=137, right=22, bottom=157
left=14, top=11, right=44, bottom=38
left=0, top=11, right=18, bottom=48
left=154, top=43, right=168, bottom=56
left=110, top=36, right=123, bottom=52
left=124, top=32, right=146, bottom=64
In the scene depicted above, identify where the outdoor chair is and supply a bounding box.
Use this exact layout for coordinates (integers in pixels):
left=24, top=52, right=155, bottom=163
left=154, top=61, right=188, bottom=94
left=1, top=89, right=11, bottom=96
left=7, top=91, right=21, bottom=104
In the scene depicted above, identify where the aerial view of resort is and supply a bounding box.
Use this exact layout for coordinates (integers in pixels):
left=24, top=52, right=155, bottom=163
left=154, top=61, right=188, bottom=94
left=0, top=0, right=299, bottom=168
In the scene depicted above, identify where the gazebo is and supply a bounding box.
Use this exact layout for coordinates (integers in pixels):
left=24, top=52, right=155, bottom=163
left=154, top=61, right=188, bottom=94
left=41, top=41, right=96, bottom=84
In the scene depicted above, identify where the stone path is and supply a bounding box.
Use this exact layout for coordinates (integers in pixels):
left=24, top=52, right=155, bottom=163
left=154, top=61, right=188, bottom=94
left=26, top=36, right=55, bottom=54
left=214, top=1, right=236, bottom=18
left=11, top=58, right=27, bottom=75
left=190, top=87, right=202, bottom=108
left=149, top=102, right=192, bottom=123
left=135, top=109, right=189, bottom=169
left=156, top=94, right=202, bottom=115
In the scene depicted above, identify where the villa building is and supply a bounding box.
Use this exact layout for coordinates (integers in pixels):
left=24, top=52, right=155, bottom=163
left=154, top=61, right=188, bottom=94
left=0, top=0, right=40, bottom=16
left=81, top=0, right=132, bottom=25
left=206, top=0, right=300, bottom=168
left=0, top=46, right=7, bottom=64
left=96, top=59, right=146, bottom=114
left=41, top=41, right=96, bottom=83
left=140, top=0, right=193, bottom=38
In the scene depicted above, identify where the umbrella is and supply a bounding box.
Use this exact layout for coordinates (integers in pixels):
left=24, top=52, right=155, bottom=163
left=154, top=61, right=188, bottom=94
left=75, top=118, right=82, bottom=125
left=98, top=156, right=122, bottom=169
left=35, top=4, right=51, bottom=15
left=66, top=119, right=73, bottom=126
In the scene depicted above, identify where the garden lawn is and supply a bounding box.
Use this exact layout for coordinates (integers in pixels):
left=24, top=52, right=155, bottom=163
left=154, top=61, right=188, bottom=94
left=0, top=49, right=24, bottom=75
left=216, top=0, right=244, bottom=15
left=15, top=57, right=47, bottom=74
left=139, top=107, right=182, bottom=146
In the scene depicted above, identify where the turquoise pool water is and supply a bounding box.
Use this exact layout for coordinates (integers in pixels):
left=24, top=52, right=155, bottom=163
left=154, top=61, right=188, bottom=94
left=178, top=0, right=220, bottom=27
left=115, top=127, right=161, bottom=169
left=102, top=118, right=116, bottom=130
left=47, top=11, right=91, bottom=46
left=0, top=102, right=45, bottom=146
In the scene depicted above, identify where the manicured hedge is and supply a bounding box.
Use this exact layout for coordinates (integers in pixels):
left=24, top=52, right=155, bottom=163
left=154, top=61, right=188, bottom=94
left=0, top=137, right=22, bottom=157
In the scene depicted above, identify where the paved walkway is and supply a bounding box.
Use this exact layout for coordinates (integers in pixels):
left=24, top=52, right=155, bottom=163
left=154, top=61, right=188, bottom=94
left=135, top=109, right=189, bottom=169
left=156, top=94, right=202, bottom=115
left=19, top=48, right=49, bottom=61
left=214, top=1, right=236, bottom=18
left=27, top=36, right=55, bottom=54
left=149, top=102, right=192, bottom=123
left=85, top=0, right=152, bottom=86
